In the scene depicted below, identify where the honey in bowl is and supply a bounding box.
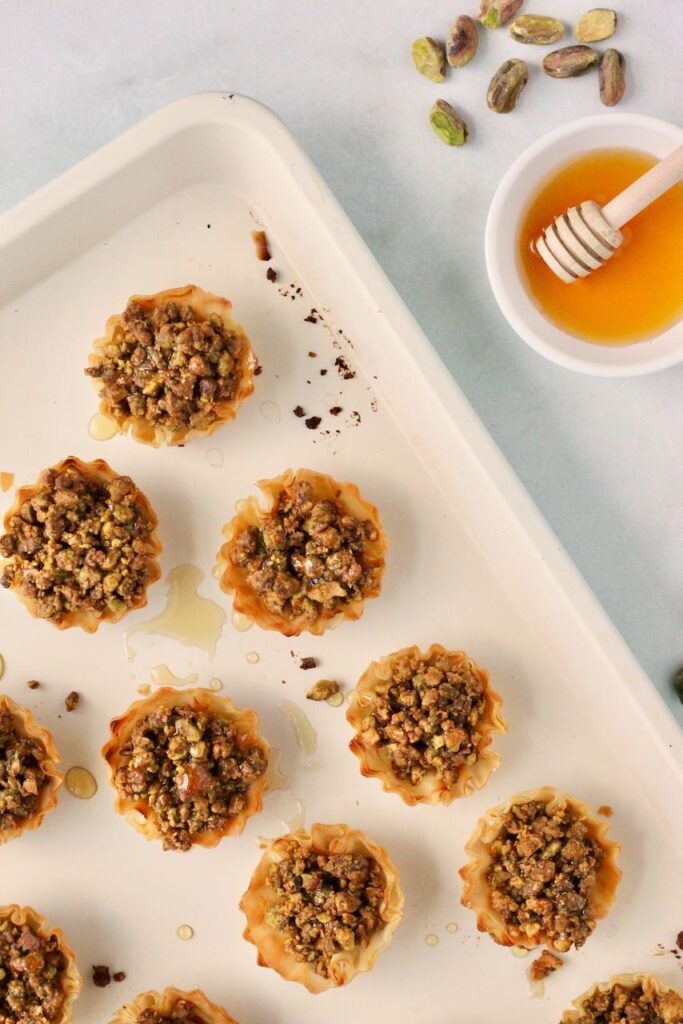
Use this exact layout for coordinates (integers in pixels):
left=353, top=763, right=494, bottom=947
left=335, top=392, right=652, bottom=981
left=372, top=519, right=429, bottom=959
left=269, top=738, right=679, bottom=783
left=519, top=148, right=683, bottom=345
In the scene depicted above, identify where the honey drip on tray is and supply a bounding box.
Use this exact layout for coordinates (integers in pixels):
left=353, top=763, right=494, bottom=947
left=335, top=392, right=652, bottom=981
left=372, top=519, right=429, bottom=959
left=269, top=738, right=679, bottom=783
left=65, top=766, right=97, bottom=800
left=0, top=472, right=14, bottom=492
left=150, top=664, right=199, bottom=688
left=88, top=413, right=117, bottom=441
left=279, top=700, right=317, bottom=756
left=265, top=748, right=289, bottom=792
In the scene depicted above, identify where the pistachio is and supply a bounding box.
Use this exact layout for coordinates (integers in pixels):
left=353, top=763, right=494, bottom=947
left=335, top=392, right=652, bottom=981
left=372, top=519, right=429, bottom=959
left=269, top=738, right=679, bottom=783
left=412, top=37, right=446, bottom=82
left=478, top=0, right=524, bottom=28
left=306, top=678, right=340, bottom=701
left=487, top=58, right=529, bottom=113
left=429, top=99, right=469, bottom=146
left=447, top=15, right=479, bottom=67
left=543, top=44, right=599, bottom=78
left=599, top=48, right=625, bottom=106
left=575, top=8, right=617, bottom=43
left=509, top=14, right=564, bottom=44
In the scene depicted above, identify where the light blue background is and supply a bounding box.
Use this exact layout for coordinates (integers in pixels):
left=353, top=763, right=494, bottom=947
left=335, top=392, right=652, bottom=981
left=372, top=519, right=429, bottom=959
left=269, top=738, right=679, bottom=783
left=1, top=0, right=681, bottom=723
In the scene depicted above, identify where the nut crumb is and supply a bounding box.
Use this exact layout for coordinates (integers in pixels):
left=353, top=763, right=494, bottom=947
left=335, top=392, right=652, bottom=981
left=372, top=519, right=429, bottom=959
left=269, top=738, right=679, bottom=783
left=334, top=356, right=355, bottom=380
left=305, top=416, right=322, bottom=430
left=300, top=657, right=318, bottom=670
left=597, top=804, right=613, bottom=817
left=320, top=369, right=328, bottom=376
left=266, top=267, right=277, bottom=283
left=27, top=679, right=40, bottom=690
left=307, top=679, right=340, bottom=701
left=113, top=971, right=126, bottom=983
left=251, top=230, right=271, bottom=261
left=293, top=406, right=306, bottom=418
left=677, top=930, right=683, bottom=951
left=254, top=364, right=263, bottom=376
left=329, top=406, right=343, bottom=416
left=65, top=691, right=80, bottom=712
left=528, top=950, right=563, bottom=982
left=92, top=965, right=111, bottom=988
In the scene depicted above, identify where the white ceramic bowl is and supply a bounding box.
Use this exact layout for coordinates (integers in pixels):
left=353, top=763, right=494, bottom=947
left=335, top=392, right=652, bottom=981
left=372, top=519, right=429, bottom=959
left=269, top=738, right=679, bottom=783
left=486, top=113, right=683, bottom=377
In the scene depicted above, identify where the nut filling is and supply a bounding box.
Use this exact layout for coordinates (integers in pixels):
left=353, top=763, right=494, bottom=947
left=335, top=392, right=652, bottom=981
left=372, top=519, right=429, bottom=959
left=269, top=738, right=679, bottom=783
left=567, top=981, right=682, bottom=1023
left=488, top=800, right=604, bottom=951
left=113, top=704, right=267, bottom=851
left=86, top=300, right=247, bottom=433
left=0, top=464, right=156, bottom=624
left=359, top=651, right=487, bottom=786
left=0, top=919, right=67, bottom=1023
left=230, top=480, right=380, bottom=623
left=0, top=706, right=49, bottom=832
left=136, top=1001, right=203, bottom=1024
left=266, top=850, right=386, bottom=978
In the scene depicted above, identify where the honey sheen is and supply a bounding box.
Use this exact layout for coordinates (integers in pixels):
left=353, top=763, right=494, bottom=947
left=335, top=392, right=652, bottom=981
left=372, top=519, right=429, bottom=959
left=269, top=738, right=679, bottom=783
left=519, top=148, right=683, bottom=345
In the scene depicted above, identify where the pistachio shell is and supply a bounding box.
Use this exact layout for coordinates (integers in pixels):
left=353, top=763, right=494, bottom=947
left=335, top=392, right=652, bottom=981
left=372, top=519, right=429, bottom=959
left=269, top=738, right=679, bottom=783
left=429, top=100, right=469, bottom=146
left=509, top=14, right=564, bottom=44
left=487, top=58, right=529, bottom=113
left=543, top=44, right=599, bottom=78
left=599, top=49, right=625, bottom=106
left=411, top=37, right=446, bottom=83
left=575, top=8, right=617, bottom=43
left=447, top=15, right=479, bottom=67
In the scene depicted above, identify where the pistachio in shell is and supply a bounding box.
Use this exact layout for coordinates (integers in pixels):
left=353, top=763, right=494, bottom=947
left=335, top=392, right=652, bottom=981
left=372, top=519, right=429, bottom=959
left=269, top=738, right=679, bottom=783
left=447, top=15, right=479, bottom=67
left=412, top=37, right=447, bottom=83
left=599, top=48, right=625, bottom=106
left=509, top=14, right=564, bottom=44
left=576, top=8, right=617, bottom=43
left=478, top=0, right=524, bottom=28
left=429, top=99, right=469, bottom=146
left=487, top=58, right=529, bottom=113
left=543, top=44, right=599, bottom=78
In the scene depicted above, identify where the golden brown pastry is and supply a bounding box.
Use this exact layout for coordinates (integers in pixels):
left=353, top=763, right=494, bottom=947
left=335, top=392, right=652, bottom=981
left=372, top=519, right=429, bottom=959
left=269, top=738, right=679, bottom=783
left=560, top=973, right=683, bottom=1023
left=108, top=987, right=239, bottom=1024
left=102, top=687, right=269, bottom=851
left=216, top=468, right=387, bottom=636
left=240, top=823, right=403, bottom=993
left=460, top=786, right=621, bottom=952
left=0, top=695, right=61, bottom=844
left=85, top=285, right=257, bottom=446
left=0, top=457, right=162, bottom=631
left=347, top=644, right=505, bottom=804
left=0, top=904, right=81, bottom=1024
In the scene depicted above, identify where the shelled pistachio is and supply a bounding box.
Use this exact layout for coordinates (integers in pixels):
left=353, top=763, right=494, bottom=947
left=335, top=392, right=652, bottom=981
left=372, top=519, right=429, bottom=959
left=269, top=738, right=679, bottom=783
left=412, top=37, right=447, bottom=82
left=575, top=8, right=617, bottom=43
left=429, top=99, right=469, bottom=145
left=509, top=14, right=564, bottom=44
left=478, top=0, right=524, bottom=28
left=447, top=15, right=479, bottom=67
left=543, top=44, right=599, bottom=78
left=599, top=48, right=625, bottom=106
left=487, top=58, right=529, bottom=112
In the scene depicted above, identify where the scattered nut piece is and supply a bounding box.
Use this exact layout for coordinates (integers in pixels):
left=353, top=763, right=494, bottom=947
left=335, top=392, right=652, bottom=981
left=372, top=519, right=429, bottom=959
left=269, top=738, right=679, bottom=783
left=266, top=266, right=277, bottom=283
left=306, top=679, right=340, bottom=702
left=447, top=16, right=478, bottom=68
left=674, top=668, right=683, bottom=704
left=113, top=971, right=126, bottom=983
left=677, top=930, right=683, bottom=951
left=543, top=44, right=599, bottom=78
left=92, top=965, right=111, bottom=988
left=27, top=679, right=40, bottom=690
left=412, top=37, right=447, bottom=82
left=478, top=0, right=524, bottom=28
left=251, top=230, right=271, bottom=261
left=293, top=405, right=306, bottom=418
left=509, top=14, right=564, bottom=44
left=599, top=48, right=625, bottom=106
left=429, top=99, right=469, bottom=146
left=300, top=657, right=318, bottom=670
left=65, top=691, right=80, bottom=712
left=529, top=950, right=563, bottom=982
left=487, top=59, right=529, bottom=112
left=575, top=8, right=617, bottom=43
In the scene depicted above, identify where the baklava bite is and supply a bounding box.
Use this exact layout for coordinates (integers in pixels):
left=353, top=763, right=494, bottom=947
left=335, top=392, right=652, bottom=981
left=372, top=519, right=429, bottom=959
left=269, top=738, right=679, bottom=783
left=460, top=787, right=622, bottom=952
left=216, top=469, right=387, bottom=636
left=108, top=987, right=239, bottom=1024
left=240, top=823, right=403, bottom=993
left=347, top=644, right=506, bottom=804
left=560, top=974, right=683, bottom=1024
left=0, top=904, right=82, bottom=1024
left=0, top=696, right=61, bottom=845
left=0, top=457, right=161, bottom=631
left=103, top=688, right=269, bottom=851
left=85, top=285, right=257, bottom=446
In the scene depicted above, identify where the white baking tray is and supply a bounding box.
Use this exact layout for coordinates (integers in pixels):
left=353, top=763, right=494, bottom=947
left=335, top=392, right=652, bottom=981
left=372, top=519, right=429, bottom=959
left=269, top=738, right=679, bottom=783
left=0, top=93, right=681, bottom=1024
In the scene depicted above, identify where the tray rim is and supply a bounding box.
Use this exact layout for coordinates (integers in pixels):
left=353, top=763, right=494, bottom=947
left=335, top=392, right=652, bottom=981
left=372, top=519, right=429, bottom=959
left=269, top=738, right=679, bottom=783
left=0, top=89, right=680, bottom=777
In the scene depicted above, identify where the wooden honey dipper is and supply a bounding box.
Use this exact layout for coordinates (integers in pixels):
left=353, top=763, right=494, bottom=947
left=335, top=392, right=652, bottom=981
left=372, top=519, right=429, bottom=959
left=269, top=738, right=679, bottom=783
left=536, top=144, right=683, bottom=283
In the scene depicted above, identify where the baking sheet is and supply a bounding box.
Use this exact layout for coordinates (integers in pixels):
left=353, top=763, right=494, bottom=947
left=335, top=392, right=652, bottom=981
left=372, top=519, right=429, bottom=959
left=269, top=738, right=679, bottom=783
left=0, top=94, right=681, bottom=1024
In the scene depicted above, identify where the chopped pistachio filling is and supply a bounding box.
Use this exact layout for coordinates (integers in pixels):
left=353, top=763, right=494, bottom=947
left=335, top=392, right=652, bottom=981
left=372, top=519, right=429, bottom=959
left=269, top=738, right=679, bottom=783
left=0, top=465, right=156, bottom=623
left=487, top=800, right=604, bottom=951
left=361, top=650, right=486, bottom=786
left=86, top=300, right=246, bottom=433
left=0, top=919, right=67, bottom=1024
left=230, top=479, right=379, bottom=624
left=566, top=981, right=683, bottom=1023
left=267, top=849, right=386, bottom=977
left=113, top=704, right=267, bottom=851
left=137, top=1000, right=204, bottom=1024
left=0, top=705, right=49, bottom=833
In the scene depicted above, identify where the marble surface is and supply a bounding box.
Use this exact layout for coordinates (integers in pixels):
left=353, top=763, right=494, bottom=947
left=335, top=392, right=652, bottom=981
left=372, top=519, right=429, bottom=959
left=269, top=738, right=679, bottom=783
left=1, top=0, right=681, bottom=723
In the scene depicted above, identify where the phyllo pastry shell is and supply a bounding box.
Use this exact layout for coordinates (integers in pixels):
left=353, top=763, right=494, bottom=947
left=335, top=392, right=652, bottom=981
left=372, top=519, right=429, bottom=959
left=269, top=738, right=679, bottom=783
left=347, top=644, right=505, bottom=805
left=216, top=468, right=387, bottom=637
left=460, top=786, right=621, bottom=952
left=0, top=456, right=162, bottom=632
left=0, top=695, right=61, bottom=844
left=108, top=987, right=239, bottom=1024
left=102, top=687, right=269, bottom=851
left=0, top=904, right=82, bottom=1024
left=85, top=285, right=257, bottom=447
left=560, top=973, right=683, bottom=1023
left=240, top=822, right=404, bottom=993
